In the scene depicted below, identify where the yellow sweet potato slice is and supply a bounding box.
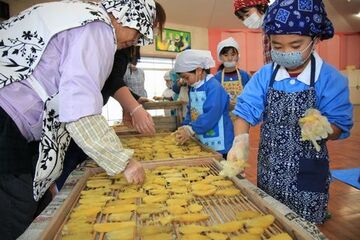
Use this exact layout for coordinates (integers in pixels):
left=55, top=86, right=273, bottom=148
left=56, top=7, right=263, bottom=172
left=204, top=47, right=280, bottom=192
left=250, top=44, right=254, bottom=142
left=139, top=225, right=172, bottom=236
left=246, top=215, right=275, bottom=229
left=215, top=188, right=241, bottom=196
left=102, top=204, right=137, bottom=214
left=173, top=213, right=210, bottom=223
left=104, top=228, right=135, bottom=240
left=179, top=224, right=209, bottom=234
left=188, top=203, right=203, bottom=213
left=93, top=221, right=136, bottom=232
left=211, top=221, right=245, bottom=233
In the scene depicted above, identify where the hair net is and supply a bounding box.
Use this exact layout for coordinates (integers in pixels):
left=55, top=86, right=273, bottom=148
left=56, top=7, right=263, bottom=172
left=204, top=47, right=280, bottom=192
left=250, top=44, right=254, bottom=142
left=174, top=50, right=215, bottom=73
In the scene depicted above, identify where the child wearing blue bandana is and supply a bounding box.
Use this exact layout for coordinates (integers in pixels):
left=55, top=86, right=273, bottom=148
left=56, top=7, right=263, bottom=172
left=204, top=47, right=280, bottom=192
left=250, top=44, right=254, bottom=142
left=229, top=0, right=353, bottom=224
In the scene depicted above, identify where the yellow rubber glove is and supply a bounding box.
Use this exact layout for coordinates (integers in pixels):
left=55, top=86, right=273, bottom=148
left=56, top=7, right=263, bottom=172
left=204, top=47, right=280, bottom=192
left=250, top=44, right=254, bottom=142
left=298, top=108, right=333, bottom=152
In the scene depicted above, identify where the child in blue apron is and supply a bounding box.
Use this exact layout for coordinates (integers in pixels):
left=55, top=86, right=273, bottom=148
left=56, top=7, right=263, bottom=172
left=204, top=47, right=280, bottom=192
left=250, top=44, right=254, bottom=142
left=173, top=50, right=234, bottom=158
left=214, top=37, right=251, bottom=104
left=228, top=0, right=353, bottom=224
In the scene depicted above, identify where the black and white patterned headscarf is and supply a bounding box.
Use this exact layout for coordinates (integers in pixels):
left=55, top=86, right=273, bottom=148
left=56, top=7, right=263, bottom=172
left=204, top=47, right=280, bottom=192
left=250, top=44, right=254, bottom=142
left=101, top=0, right=156, bottom=45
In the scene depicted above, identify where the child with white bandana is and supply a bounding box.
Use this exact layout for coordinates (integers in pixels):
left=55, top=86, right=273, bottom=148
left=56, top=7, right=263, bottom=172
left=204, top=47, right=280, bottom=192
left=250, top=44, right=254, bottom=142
left=174, top=50, right=234, bottom=158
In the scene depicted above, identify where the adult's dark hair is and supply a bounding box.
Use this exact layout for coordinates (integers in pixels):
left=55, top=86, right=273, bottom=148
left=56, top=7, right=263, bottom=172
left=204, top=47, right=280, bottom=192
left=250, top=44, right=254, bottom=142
left=129, top=46, right=140, bottom=64
left=155, top=2, right=166, bottom=38
left=102, top=47, right=138, bottom=104
left=235, top=4, right=268, bottom=20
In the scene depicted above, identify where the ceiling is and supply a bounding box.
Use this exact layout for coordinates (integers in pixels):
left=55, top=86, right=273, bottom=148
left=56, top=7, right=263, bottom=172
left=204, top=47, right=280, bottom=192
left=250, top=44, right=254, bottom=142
left=157, top=0, right=360, bottom=32
left=5, top=0, right=360, bottom=32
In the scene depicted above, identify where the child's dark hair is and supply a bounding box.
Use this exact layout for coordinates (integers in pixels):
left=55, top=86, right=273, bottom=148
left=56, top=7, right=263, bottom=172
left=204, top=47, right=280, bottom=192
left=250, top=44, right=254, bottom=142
left=235, top=5, right=268, bottom=20
left=129, top=46, right=140, bottom=65
left=177, top=68, right=211, bottom=75
left=189, top=69, right=210, bottom=74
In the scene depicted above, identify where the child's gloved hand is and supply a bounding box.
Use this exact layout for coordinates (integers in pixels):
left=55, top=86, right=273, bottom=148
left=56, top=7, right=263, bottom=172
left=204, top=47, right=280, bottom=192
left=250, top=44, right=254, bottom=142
left=298, top=108, right=333, bottom=152
left=227, top=133, right=249, bottom=162
left=174, top=126, right=194, bottom=145
left=221, top=134, right=249, bottom=178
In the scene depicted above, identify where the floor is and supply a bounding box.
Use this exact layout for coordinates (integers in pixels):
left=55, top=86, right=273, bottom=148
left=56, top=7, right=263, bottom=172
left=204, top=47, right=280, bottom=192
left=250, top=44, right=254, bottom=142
left=244, top=105, right=360, bottom=240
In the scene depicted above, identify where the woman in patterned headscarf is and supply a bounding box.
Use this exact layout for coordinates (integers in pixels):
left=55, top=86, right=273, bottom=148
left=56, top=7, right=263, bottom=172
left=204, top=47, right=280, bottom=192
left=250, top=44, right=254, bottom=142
left=228, top=0, right=352, bottom=224
left=0, top=0, right=165, bottom=238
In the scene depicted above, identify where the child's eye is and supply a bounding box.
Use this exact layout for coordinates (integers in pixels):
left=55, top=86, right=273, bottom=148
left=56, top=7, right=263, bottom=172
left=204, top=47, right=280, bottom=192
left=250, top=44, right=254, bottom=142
left=292, top=45, right=301, bottom=50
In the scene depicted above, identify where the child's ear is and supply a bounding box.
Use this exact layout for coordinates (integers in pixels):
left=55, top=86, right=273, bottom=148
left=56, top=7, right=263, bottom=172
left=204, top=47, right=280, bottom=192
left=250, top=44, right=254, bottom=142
left=195, top=67, right=203, bottom=75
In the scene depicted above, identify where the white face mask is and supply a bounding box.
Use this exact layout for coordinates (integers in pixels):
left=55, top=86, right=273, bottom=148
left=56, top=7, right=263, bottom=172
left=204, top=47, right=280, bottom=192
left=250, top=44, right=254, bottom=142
left=223, top=61, right=237, bottom=68
left=243, top=13, right=263, bottom=29
left=190, top=72, right=203, bottom=88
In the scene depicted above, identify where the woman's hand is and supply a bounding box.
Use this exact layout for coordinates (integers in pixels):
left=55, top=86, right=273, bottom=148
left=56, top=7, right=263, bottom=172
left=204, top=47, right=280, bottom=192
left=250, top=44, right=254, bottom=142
left=122, top=110, right=133, bottom=128
left=131, top=106, right=156, bottom=135
left=123, top=159, right=145, bottom=184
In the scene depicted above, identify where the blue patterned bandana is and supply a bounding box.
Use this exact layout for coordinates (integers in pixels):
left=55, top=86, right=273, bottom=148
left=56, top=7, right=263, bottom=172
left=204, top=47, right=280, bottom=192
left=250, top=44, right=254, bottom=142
left=264, top=0, right=334, bottom=40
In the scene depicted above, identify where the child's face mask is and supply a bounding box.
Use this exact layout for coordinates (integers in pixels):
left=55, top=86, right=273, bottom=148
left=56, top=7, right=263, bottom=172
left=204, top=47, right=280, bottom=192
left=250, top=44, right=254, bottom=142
left=243, top=12, right=263, bottom=29
left=271, top=40, right=315, bottom=69
left=190, top=72, right=201, bottom=88
left=223, top=61, right=237, bottom=68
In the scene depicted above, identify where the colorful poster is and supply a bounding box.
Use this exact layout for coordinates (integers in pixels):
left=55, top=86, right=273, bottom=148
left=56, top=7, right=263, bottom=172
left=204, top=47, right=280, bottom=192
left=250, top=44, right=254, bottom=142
left=155, top=28, right=191, bottom=52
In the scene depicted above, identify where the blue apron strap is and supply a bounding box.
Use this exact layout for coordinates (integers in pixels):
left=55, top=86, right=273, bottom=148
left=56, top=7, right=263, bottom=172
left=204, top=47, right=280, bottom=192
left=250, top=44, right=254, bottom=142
left=269, top=63, right=281, bottom=87
left=309, top=54, right=316, bottom=87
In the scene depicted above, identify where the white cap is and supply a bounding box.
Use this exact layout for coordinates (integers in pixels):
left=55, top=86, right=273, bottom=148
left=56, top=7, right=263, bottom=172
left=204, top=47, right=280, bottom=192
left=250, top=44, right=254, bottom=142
left=174, top=49, right=215, bottom=73
left=216, top=37, right=239, bottom=61
left=163, top=70, right=171, bottom=80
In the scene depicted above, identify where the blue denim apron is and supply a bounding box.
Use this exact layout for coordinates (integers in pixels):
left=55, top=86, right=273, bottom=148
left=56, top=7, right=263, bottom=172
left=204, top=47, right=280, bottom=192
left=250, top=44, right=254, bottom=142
left=189, top=88, right=225, bottom=152
left=258, top=55, right=330, bottom=224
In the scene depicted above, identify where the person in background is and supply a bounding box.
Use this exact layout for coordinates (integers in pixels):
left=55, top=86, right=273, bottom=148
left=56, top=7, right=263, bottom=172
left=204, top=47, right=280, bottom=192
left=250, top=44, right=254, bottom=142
left=153, top=70, right=176, bottom=102
left=174, top=50, right=234, bottom=159
left=153, top=70, right=176, bottom=116
left=124, top=49, right=148, bottom=98
left=0, top=0, right=165, bottom=238
left=228, top=0, right=353, bottom=224
left=233, top=0, right=271, bottom=63
left=214, top=37, right=251, bottom=104
left=171, top=69, right=189, bottom=118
